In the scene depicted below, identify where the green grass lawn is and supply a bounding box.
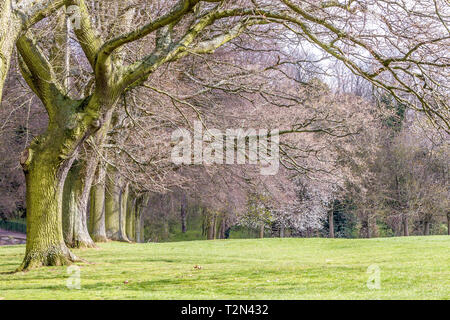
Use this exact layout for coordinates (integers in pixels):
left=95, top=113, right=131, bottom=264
left=0, top=236, right=448, bottom=300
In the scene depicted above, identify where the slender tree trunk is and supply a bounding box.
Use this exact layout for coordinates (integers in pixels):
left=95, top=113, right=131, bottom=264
left=135, top=198, right=142, bottom=243
left=329, top=207, right=335, bottom=238
left=218, top=217, right=226, bottom=239
left=201, top=207, right=207, bottom=237
left=135, top=194, right=149, bottom=243
left=447, top=213, right=450, bottom=236
left=212, top=215, right=217, bottom=239
left=423, top=219, right=430, bottom=236
left=62, top=167, right=76, bottom=245
left=180, top=194, right=187, bottom=233
left=126, top=193, right=136, bottom=242
left=137, top=195, right=146, bottom=243
left=207, top=211, right=216, bottom=240
left=63, top=162, right=78, bottom=245
left=259, top=224, right=264, bottom=239
left=119, top=182, right=130, bottom=242
left=403, top=214, right=409, bottom=237
left=105, top=165, right=128, bottom=241
left=0, top=0, right=22, bottom=104
left=89, top=163, right=107, bottom=242
left=360, top=212, right=371, bottom=239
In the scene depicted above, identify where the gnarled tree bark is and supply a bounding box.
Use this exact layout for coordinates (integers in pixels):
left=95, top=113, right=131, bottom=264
left=18, top=140, right=79, bottom=271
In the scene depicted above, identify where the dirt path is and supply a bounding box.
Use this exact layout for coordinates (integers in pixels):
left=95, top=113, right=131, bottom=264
left=0, top=229, right=26, bottom=246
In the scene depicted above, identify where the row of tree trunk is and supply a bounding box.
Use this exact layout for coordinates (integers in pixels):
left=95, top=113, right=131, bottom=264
left=201, top=209, right=228, bottom=240
left=62, top=159, right=149, bottom=249
left=328, top=210, right=442, bottom=239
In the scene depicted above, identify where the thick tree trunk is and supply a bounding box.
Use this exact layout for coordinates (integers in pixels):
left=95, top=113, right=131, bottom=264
left=403, top=214, right=409, bottom=237
left=89, top=163, right=107, bottom=242
left=62, top=160, right=96, bottom=248
left=0, top=0, right=22, bottom=104
left=18, top=140, right=79, bottom=271
left=13, top=6, right=118, bottom=269
left=280, top=225, right=285, bottom=238
left=105, top=165, right=129, bottom=242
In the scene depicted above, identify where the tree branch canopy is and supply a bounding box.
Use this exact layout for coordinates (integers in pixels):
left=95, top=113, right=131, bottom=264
left=0, top=0, right=66, bottom=104
left=16, top=30, right=65, bottom=114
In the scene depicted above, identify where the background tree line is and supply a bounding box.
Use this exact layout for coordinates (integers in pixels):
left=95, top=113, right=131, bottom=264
left=0, top=0, right=448, bottom=270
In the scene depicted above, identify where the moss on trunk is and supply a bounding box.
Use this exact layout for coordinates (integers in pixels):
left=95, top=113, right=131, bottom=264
left=126, top=195, right=136, bottom=242
left=18, top=139, right=79, bottom=271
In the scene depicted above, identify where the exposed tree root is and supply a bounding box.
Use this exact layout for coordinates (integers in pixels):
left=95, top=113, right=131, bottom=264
left=91, top=235, right=108, bottom=243
left=16, top=245, right=79, bottom=272
left=67, top=239, right=97, bottom=249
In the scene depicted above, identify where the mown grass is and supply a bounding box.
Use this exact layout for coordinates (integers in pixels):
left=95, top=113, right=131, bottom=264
left=0, top=236, right=448, bottom=300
